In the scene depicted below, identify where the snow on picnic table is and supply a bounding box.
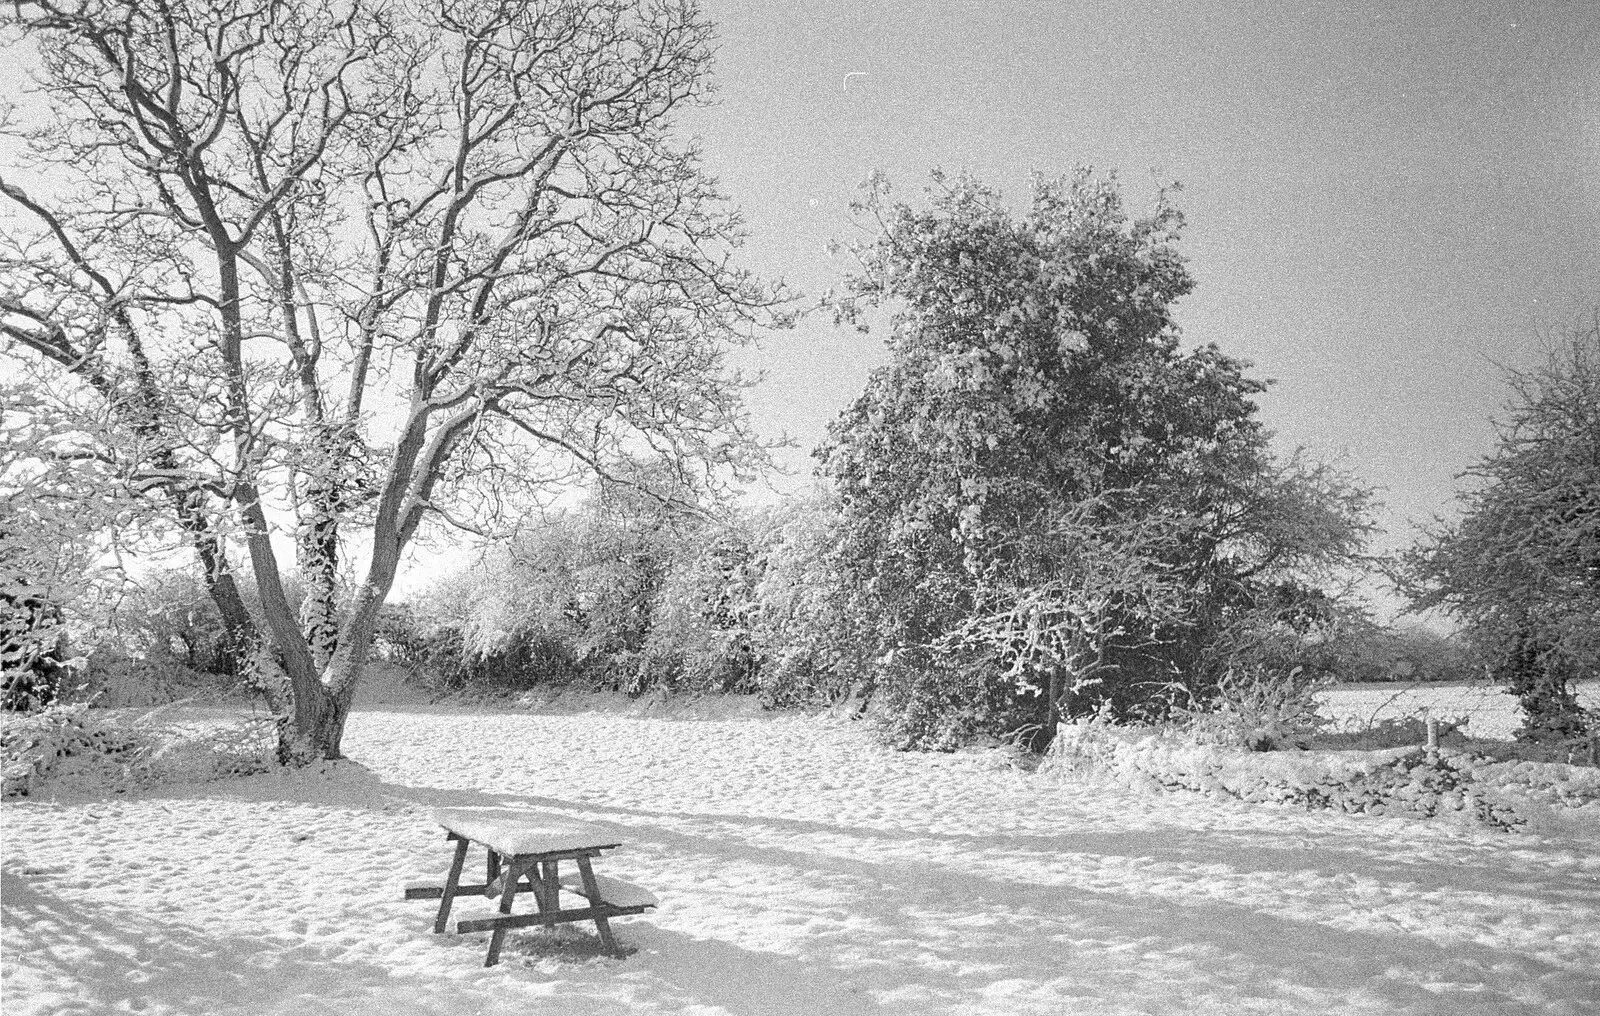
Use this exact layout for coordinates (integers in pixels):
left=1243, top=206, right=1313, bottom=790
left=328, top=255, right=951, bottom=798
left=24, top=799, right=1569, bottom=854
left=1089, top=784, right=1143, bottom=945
left=4, top=706, right=1599, bottom=1016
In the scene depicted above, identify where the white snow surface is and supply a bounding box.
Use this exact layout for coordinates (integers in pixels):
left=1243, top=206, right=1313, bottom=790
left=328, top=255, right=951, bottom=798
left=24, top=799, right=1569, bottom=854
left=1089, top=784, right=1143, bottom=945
left=4, top=705, right=1599, bottom=1015
left=1318, top=681, right=1600, bottom=742
left=432, top=806, right=620, bottom=856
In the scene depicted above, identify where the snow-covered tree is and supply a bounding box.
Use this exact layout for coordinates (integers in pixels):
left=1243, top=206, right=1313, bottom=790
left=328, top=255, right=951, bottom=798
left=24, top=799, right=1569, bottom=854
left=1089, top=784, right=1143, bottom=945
left=1, top=0, right=788, bottom=758
left=820, top=170, right=1374, bottom=748
left=0, top=388, right=128, bottom=708
left=1401, top=318, right=1600, bottom=741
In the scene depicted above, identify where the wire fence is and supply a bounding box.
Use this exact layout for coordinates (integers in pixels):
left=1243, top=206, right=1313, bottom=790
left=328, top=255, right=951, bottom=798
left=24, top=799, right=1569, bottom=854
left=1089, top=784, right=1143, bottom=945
left=1317, top=679, right=1600, bottom=742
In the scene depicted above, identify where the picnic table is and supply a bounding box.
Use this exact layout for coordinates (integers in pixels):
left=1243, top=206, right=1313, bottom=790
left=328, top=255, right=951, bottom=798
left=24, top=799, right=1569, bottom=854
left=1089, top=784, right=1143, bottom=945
left=404, top=807, right=658, bottom=966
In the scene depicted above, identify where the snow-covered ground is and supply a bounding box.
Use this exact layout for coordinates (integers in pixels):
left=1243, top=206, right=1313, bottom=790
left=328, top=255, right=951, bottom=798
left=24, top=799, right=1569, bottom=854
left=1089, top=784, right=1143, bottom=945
left=4, top=702, right=1599, bottom=1015
left=1319, top=680, right=1600, bottom=742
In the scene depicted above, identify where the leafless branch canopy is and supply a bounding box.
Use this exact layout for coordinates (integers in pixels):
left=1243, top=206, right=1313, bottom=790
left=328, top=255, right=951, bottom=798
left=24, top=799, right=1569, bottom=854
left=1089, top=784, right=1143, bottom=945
left=0, top=0, right=790, bottom=750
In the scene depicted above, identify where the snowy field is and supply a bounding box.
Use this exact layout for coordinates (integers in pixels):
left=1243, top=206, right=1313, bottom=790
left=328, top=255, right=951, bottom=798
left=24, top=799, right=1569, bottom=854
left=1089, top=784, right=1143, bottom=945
left=1319, top=680, right=1600, bottom=742
left=4, top=700, right=1599, bottom=1015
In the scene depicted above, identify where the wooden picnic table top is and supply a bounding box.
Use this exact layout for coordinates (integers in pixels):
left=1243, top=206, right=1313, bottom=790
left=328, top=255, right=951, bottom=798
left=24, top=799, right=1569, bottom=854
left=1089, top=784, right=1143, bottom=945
left=411, top=807, right=655, bottom=964
left=432, top=807, right=621, bottom=858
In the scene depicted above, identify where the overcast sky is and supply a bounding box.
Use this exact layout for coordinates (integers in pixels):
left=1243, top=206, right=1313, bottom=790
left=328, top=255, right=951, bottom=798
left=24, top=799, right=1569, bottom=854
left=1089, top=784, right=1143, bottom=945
left=682, top=0, right=1600, bottom=565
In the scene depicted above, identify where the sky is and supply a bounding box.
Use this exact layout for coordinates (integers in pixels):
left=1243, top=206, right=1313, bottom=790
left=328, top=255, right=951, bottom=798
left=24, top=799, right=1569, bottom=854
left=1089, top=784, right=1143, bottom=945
left=680, top=0, right=1600, bottom=566
left=2, top=1, right=1596, bottom=615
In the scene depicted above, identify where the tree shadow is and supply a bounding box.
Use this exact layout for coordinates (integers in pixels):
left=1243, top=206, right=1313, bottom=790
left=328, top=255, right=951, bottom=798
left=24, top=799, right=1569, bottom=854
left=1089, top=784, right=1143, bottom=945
left=52, top=765, right=1594, bottom=1013
left=1, top=868, right=453, bottom=1016
left=359, top=780, right=1596, bottom=1013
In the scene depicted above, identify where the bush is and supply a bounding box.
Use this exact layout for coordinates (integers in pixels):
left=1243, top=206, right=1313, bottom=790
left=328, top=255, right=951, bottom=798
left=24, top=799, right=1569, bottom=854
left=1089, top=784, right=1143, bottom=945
left=743, top=490, right=875, bottom=709
left=77, top=645, right=241, bottom=707
left=390, top=482, right=687, bottom=694
left=1049, top=722, right=1533, bottom=829
left=102, top=569, right=238, bottom=676
left=392, top=482, right=878, bottom=706
left=645, top=523, right=761, bottom=694
left=1, top=590, right=72, bottom=711
left=868, top=648, right=1009, bottom=750
left=1, top=703, right=146, bottom=796
left=1176, top=665, right=1333, bottom=751
left=1, top=703, right=275, bottom=797
left=376, top=583, right=583, bottom=694
left=51, top=565, right=322, bottom=709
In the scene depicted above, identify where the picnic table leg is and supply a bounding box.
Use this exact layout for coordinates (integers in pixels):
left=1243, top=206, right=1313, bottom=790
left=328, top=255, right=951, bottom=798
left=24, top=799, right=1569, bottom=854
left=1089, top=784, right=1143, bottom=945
left=484, top=858, right=526, bottom=967
left=433, top=836, right=470, bottom=934
left=485, top=849, right=507, bottom=897
left=523, top=860, right=553, bottom=926
left=574, top=855, right=621, bottom=956
left=533, top=860, right=559, bottom=930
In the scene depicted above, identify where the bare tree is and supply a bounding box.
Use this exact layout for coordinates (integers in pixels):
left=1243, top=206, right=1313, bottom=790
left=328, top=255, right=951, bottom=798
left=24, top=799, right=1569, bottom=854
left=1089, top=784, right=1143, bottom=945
left=1, top=0, right=788, bottom=759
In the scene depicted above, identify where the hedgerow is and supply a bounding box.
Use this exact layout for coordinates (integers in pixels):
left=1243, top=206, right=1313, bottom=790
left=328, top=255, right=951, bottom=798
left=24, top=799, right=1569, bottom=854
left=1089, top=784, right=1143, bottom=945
left=1, top=703, right=275, bottom=798
left=1047, top=720, right=1600, bottom=831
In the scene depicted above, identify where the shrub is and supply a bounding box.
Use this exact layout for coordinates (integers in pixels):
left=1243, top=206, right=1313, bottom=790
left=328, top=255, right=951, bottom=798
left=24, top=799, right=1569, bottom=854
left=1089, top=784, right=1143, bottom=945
left=372, top=601, right=438, bottom=669
left=378, top=567, right=584, bottom=693
left=390, top=482, right=882, bottom=707
left=645, top=522, right=761, bottom=694
left=1048, top=723, right=1529, bottom=829
left=743, top=490, right=875, bottom=709
left=102, top=568, right=238, bottom=676
left=140, top=713, right=277, bottom=784
left=870, top=646, right=1033, bottom=750
left=77, top=646, right=206, bottom=706
left=1, top=703, right=275, bottom=797
left=393, top=478, right=878, bottom=705
left=61, top=566, right=322, bottom=708
left=1176, top=665, right=1333, bottom=751
left=1, top=704, right=148, bottom=796
left=1, top=590, right=73, bottom=711
left=394, top=473, right=698, bottom=694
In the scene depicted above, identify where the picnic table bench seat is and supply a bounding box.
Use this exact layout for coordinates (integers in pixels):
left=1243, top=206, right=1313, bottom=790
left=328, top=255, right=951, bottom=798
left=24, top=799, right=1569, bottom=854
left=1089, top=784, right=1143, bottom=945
left=403, top=807, right=656, bottom=966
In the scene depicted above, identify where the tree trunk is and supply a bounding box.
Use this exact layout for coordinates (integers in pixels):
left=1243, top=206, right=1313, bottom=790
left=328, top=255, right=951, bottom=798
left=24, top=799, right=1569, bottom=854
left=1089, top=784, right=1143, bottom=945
left=278, top=674, right=360, bottom=763
left=296, top=427, right=350, bottom=671
left=1042, top=664, right=1067, bottom=750
left=282, top=573, right=392, bottom=760
left=188, top=526, right=257, bottom=676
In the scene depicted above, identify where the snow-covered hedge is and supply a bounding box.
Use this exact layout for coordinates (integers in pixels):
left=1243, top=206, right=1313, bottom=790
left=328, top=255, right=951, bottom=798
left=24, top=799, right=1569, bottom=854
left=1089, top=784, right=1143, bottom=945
left=1048, top=720, right=1600, bottom=832
left=1, top=704, right=146, bottom=797
left=2, top=704, right=276, bottom=798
